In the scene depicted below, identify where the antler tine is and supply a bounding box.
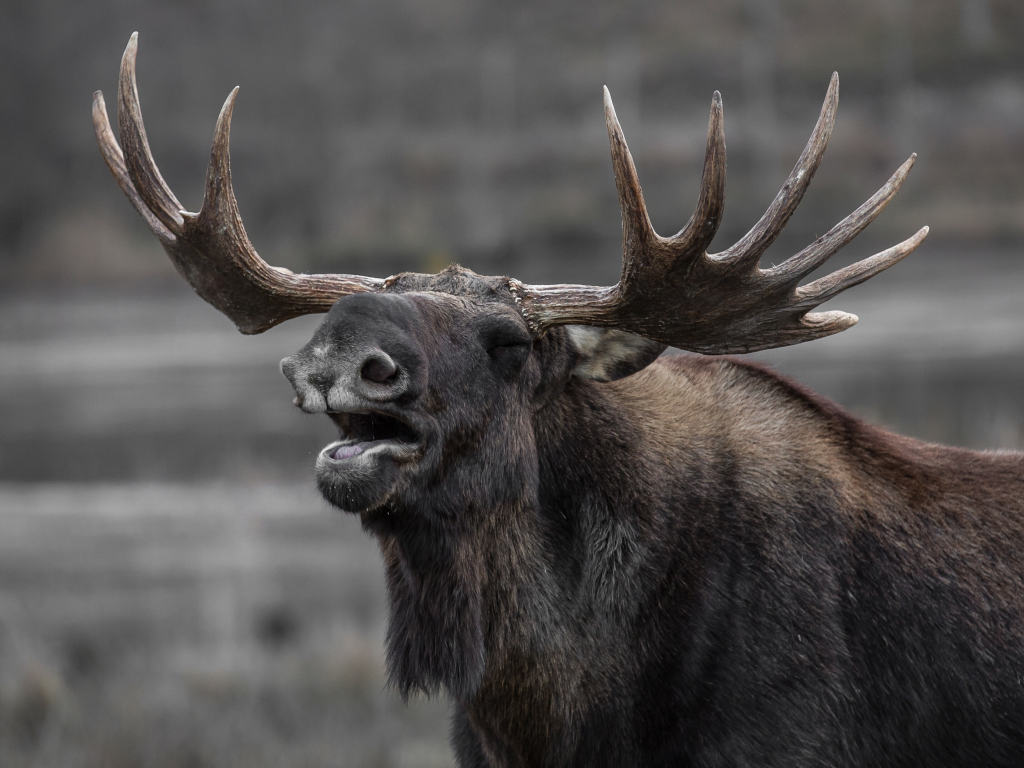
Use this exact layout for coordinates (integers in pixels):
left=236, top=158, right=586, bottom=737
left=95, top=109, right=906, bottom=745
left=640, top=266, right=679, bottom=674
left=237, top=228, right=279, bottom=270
left=197, top=85, right=243, bottom=226
left=669, top=90, right=727, bottom=255
left=603, top=87, right=656, bottom=273
left=795, top=226, right=929, bottom=309
left=765, top=154, right=916, bottom=286
left=95, top=34, right=383, bottom=335
left=92, top=90, right=174, bottom=243
left=186, top=85, right=285, bottom=295
left=714, top=72, right=839, bottom=270
left=117, top=32, right=184, bottom=232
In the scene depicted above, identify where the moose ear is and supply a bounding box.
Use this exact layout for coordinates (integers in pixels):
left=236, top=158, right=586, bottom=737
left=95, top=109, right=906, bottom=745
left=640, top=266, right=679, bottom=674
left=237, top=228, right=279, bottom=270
left=566, top=327, right=667, bottom=382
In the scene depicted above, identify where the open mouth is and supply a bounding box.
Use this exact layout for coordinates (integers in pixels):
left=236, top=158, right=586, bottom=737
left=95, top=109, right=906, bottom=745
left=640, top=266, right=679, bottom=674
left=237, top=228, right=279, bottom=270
left=325, top=411, right=420, bottom=461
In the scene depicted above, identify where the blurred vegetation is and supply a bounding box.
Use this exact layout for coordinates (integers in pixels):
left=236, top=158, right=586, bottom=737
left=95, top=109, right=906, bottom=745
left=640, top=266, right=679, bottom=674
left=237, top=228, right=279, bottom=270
left=1, top=0, right=1023, bottom=288
left=0, top=484, right=452, bottom=767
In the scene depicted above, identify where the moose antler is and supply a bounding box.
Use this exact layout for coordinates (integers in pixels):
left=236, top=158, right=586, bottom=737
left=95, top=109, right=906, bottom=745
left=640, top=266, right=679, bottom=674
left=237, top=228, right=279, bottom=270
left=510, top=74, right=928, bottom=353
left=95, top=35, right=926, bottom=352
left=93, top=33, right=382, bottom=334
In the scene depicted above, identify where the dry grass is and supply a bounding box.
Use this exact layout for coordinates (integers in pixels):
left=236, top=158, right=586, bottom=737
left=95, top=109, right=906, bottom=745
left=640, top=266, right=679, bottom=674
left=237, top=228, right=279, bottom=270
left=0, top=483, right=452, bottom=768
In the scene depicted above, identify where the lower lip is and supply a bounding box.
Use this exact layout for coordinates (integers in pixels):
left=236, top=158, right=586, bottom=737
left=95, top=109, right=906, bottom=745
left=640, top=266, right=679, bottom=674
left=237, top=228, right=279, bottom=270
left=320, top=439, right=420, bottom=466
left=333, top=444, right=363, bottom=460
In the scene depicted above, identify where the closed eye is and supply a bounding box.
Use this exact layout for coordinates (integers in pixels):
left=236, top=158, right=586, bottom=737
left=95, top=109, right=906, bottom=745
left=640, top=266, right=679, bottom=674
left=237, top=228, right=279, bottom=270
left=478, top=317, right=533, bottom=376
left=488, top=339, right=531, bottom=358
left=480, top=320, right=532, bottom=356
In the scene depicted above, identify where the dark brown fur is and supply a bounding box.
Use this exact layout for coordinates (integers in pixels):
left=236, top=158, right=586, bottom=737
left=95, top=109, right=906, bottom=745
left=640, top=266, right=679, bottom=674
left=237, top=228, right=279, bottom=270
left=280, top=268, right=1024, bottom=767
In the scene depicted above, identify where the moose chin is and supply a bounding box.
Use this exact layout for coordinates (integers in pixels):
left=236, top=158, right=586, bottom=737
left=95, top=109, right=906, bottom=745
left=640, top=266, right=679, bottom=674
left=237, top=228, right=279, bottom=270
left=94, top=33, right=1024, bottom=768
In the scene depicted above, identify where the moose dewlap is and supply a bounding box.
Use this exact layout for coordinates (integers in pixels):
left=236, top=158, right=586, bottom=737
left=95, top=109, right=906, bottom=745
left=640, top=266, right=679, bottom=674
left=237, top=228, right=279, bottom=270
left=94, top=33, right=1023, bottom=768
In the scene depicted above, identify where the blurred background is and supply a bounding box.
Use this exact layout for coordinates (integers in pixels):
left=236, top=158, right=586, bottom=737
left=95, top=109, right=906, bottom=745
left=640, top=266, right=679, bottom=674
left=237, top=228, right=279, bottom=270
left=1, top=0, right=1023, bottom=765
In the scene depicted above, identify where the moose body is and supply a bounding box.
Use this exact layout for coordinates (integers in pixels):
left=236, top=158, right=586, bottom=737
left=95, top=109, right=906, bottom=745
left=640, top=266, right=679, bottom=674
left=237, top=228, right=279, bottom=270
left=456, top=354, right=1024, bottom=766
left=281, top=279, right=1024, bottom=767
left=94, top=34, right=1024, bottom=766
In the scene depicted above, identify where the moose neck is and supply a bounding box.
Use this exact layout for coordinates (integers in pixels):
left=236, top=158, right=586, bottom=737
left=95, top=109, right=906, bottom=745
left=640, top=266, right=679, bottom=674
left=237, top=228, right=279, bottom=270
left=368, top=372, right=671, bottom=718
left=367, top=397, right=552, bottom=702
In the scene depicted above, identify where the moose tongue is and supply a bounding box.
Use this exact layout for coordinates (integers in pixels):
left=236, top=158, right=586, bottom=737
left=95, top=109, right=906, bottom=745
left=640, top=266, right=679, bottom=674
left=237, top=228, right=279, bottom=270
left=333, top=444, right=364, bottom=460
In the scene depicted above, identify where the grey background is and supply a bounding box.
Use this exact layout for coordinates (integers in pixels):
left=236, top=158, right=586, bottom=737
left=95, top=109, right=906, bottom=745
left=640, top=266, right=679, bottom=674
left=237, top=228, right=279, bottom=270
left=0, top=0, right=1022, bottom=765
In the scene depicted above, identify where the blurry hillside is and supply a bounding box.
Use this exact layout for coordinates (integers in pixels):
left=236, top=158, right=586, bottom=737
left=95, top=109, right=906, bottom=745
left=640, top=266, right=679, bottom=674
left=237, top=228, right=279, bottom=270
left=3, top=0, right=1024, bottom=286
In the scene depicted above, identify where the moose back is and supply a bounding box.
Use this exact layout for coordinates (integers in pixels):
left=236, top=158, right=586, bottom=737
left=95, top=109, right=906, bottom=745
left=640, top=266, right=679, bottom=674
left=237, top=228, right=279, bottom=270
left=94, top=34, right=1024, bottom=767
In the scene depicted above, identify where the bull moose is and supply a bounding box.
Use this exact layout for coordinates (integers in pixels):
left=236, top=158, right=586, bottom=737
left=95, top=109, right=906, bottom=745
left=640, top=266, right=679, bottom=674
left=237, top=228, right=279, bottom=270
left=94, top=34, right=1024, bottom=767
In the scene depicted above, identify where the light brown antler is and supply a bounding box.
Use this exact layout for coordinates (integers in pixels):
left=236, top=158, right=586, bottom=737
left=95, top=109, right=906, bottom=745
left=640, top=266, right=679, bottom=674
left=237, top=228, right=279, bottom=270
left=93, top=33, right=382, bottom=334
left=511, top=74, right=929, bottom=354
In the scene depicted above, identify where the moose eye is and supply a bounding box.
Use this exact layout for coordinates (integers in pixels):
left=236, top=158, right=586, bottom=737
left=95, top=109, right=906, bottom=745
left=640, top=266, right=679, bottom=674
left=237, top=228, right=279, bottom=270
left=479, top=319, right=532, bottom=376
left=480, top=321, right=531, bottom=353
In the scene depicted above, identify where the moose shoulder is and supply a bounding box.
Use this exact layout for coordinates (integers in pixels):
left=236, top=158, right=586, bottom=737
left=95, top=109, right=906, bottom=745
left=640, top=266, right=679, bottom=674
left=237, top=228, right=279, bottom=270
left=95, top=34, right=1024, bottom=767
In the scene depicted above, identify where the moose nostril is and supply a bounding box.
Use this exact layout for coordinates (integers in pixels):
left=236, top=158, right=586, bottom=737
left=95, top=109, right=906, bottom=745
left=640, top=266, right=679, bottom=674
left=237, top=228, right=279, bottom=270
left=361, top=356, right=398, bottom=384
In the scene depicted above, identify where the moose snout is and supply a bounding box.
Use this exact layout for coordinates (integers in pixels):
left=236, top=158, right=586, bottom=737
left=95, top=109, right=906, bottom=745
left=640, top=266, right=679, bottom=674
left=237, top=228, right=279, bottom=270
left=280, top=292, right=426, bottom=413
left=280, top=346, right=410, bottom=413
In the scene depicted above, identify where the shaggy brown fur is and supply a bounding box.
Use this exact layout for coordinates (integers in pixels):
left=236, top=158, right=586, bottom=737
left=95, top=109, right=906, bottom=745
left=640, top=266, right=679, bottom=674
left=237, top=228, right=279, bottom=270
left=278, top=269, right=1024, bottom=767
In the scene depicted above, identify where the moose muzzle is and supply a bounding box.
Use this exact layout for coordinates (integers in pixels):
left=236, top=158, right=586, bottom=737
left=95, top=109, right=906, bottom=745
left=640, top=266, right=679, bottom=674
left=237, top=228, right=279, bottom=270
left=279, top=293, right=428, bottom=512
